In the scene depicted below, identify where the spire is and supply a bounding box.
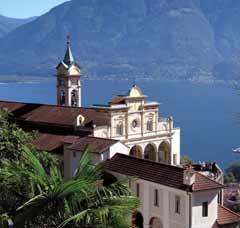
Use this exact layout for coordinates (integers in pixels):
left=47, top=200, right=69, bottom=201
left=132, top=76, right=136, bottom=87
left=63, top=35, right=75, bottom=66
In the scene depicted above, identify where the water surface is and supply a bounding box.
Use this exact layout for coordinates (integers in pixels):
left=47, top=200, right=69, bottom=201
left=0, top=78, right=239, bottom=169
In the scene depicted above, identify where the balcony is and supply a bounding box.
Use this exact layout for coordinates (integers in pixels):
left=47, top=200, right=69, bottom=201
left=191, top=163, right=223, bottom=184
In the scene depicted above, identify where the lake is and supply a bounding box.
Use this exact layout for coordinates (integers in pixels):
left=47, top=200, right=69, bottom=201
left=0, top=78, right=239, bottom=170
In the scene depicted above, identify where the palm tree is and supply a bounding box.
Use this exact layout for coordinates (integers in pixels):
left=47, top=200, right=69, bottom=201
left=0, top=146, right=139, bottom=228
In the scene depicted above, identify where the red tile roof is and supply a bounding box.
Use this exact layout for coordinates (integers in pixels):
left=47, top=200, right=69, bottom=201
left=0, top=100, right=26, bottom=112
left=192, top=173, right=223, bottom=192
left=109, top=95, right=126, bottom=105
left=69, top=136, right=118, bottom=153
left=217, top=205, right=240, bottom=226
left=33, top=133, right=118, bottom=155
left=21, top=105, right=102, bottom=126
left=104, top=153, right=223, bottom=192
left=32, top=133, right=79, bottom=152
left=0, top=100, right=108, bottom=127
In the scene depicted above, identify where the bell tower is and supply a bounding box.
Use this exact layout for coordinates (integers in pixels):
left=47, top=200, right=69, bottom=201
left=56, top=36, right=81, bottom=107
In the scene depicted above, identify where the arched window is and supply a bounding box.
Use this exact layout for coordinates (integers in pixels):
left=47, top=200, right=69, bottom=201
left=132, top=211, right=144, bottom=228
left=71, top=90, right=78, bottom=107
left=60, top=91, right=65, bottom=105
left=76, top=115, right=85, bottom=126
left=144, top=144, right=157, bottom=161
left=158, top=141, right=171, bottom=164
left=147, top=119, right=153, bottom=131
left=149, top=217, right=163, bottom=228
left=116, top=122, right=123, bottom=136
left=130, top=145, right=143, bottom=159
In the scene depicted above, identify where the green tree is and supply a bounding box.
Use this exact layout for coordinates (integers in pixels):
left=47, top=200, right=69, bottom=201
left=0, top=109, right=34, bottom=161
left=0, top=109, right=139, bottom=227
left=225, top=160, right=240, bottom=183
left=0, top=144, right=139, bottom=228
left=224, top=172, right=236, bottom=183
left=180, top=155, right=193, bottom=165
left=0, top=110, right=58, bottom=217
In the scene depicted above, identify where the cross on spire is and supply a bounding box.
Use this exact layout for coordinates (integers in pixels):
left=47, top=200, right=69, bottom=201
left=132, top=76, right=136, bottom=87
left=67, top=35, right=70, bottom=46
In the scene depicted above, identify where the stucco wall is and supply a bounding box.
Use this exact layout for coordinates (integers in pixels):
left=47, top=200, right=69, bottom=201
left=130, top=179, right=190, bottom=228
left=191, top=190, right=218, bottom=228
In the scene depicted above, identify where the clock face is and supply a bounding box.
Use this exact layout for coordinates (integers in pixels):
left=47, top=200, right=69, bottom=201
left=132, top=119, right=138, bottom=128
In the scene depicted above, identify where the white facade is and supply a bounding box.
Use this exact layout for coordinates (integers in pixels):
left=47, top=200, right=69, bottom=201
left=191, top=191, right=218, bottom=228
left=63, top=141, right=129, bottom=179
left=92, top=85, right=180, bottom=166
left=110, top=171, right=221, bottom=228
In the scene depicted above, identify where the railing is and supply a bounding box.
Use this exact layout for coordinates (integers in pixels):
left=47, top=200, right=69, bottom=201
left=94, top=116, right=176, bottom=140
left=192, top=163, right=223, bottom=183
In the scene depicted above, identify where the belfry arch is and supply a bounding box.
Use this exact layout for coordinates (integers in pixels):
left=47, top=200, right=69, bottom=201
left=130, top=145, right=143, bottom=159
left=144, top=143, right=157, bottom=161
left=71, top=89, right=78, bottom=107
left=158, top=141, right=171, bottom=164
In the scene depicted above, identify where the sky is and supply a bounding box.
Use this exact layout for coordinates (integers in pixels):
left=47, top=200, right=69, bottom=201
left=0, top=0, right=69, bottom=19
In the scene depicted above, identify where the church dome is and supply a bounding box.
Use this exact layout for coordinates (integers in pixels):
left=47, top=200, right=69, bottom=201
left=128, top=85, right=143, bottom=97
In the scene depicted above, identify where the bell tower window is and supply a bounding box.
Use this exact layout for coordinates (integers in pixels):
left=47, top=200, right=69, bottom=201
left=71, top=90, right=78, bottom=107
left=60, top=91, right=65, bottom=105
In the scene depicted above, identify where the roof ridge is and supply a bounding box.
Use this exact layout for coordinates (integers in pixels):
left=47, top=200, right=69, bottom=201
left=87, top=136, right=118, bottom=142
left=114, top=153, right=184, bottom=171
left=0, top=100, right=95, bottom=111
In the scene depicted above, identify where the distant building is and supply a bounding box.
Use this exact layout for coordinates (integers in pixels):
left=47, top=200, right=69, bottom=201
left=0, top=39, right=239, bottom=228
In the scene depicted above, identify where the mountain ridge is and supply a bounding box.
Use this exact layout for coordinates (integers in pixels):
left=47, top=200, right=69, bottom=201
left=0, top=0, right=240, bottom=81
left=0, top=14, right=36, bottom=38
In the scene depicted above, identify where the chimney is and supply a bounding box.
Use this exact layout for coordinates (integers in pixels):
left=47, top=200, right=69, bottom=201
left=183, top=166, right=196, bottom=186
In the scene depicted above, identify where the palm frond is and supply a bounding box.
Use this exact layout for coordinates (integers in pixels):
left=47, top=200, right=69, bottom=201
left=49, top=165, right=62, bottom=190
left=53, top=178, right=94, bottom=199
left=21, top=147, right=48, bottom=185
left=59, top=196, right=139, bottom=227
left=73, top=145, right=102, bottom=181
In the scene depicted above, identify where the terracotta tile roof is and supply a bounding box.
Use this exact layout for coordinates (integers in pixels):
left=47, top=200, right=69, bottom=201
left=0, top=100, right=26, bottom=112
left=32, top=133, right=79, bottom=152
left=192, top=173, right=223, bottom=192
left=33, top=133, right=118, bottom=155
left=217, top=205, right=240, bottom=225
left=21, top=105, right=101, bottom=126
left=69, top=136, right=118, bottom=153
left=109, top=95, right=126, bottom=105
left=104, top=153, right=223, bottom=192
left=0, top=100, right=108, bottom=127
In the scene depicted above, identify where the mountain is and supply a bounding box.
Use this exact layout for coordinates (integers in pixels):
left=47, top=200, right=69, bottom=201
left=0, top=0, right=240, bottom=81
left=0, top=15, right=36, bottom=38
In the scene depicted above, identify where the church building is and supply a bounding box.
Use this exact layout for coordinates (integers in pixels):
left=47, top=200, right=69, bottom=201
left=0, top=39, right=239, bottom=228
